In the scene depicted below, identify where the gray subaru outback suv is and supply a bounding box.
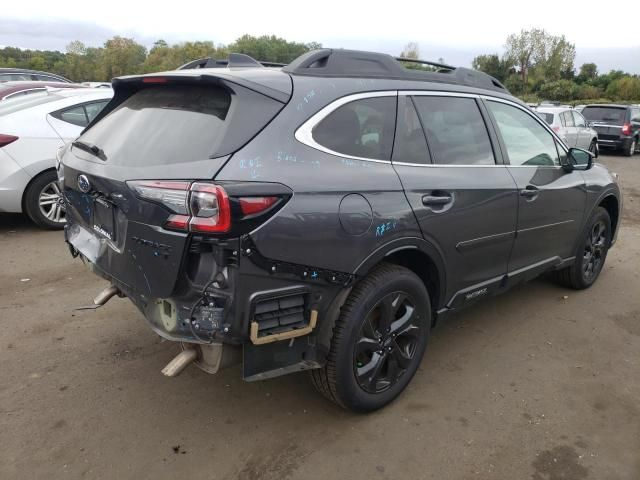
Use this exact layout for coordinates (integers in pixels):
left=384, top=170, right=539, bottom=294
left=59, top=49, right=622, bottom=411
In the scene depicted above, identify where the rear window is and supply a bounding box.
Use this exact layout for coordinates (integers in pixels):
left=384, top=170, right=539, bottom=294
left=536, top=112, right=554, bottom=124
left=312, top=97, right=397, bottom=160
left=582, top=106, right=627, bottom=125
left=78, top=84, right=282, bottom=166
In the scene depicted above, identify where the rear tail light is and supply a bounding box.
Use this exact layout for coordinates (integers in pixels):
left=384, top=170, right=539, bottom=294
left=0, top=134, right=19, bottom=147
left=127, top=180, right=286, bottom=234
left=188, top=183, right=231, bottom=233
left=622, top=123, right=632, bottom=135
left=552, top=126, right=561, bottom=133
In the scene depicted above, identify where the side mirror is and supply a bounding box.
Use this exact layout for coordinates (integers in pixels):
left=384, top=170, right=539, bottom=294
left=563, top=147, right=594, bottom=172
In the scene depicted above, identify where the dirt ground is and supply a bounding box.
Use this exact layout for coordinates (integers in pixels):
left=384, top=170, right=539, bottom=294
left=1, top=154, right=638, bottom=480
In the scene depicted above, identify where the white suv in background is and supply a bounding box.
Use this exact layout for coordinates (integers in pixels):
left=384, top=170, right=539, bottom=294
left=0, top=88, right=113, bottom=228
left=535, top=106, right=599, bottom=155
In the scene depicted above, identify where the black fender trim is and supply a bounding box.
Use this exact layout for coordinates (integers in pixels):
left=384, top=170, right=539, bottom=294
left=352, top=236, right=447, bottom=311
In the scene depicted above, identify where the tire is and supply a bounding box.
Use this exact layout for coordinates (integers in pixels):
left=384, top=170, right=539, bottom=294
left=588, top=139, right=598, bottom=156
left=310, top=263, right=430, bottom=412
left=623, top=138, right=636, bottom=157
left=554, top=207, right=611, bottom=290
left=635, top=137, right=640, bottom=155
left=23, top=170, right=66, bottom=230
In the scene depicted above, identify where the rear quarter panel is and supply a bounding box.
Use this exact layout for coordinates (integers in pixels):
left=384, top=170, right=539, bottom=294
left=216, top=76, right=423, bottom=274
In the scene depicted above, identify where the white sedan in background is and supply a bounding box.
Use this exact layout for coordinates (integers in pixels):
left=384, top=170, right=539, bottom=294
left=534, top=106, right=599, bottom=155
left=0, top=88, right=112, bottom=228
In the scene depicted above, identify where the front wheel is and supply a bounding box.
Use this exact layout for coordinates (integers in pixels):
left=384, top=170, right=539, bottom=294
left=588, top=139, right=598, bottom=156
left=555, top=207, right=611, bottom=290
left=310, top=263, right=430, bottom=412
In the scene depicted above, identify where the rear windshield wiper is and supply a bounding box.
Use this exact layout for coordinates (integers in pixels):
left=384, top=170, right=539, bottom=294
left=72, top=140, right=107, bottom=161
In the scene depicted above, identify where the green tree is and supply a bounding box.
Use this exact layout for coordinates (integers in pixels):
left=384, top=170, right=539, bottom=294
left=102, top=36, right=146, bottom=79
left=576, top=63, right=598, bottom=83
left=505, top=29, right=575, bottom=92
left=400, top=42, right=420, bottom=59
left=227, top=34, right=320, bottom=63
left=471, top=54, right=511, bottom=82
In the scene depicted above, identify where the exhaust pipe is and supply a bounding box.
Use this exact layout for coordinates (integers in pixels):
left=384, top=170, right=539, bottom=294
left=161, top=348, right=198, bottom=377
left=93, top=285, right=120, bottom=306
left=75, top=284, right=122, bottom=311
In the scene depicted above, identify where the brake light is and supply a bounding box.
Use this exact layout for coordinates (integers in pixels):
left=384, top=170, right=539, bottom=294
left=0, top=134, right=18, bottom=147
left=622, top=123, right=632, bottom=135
left=239, top=196, right=278, bottom=216
left=127, top=180, right=231, bottom=233
left=142, top=77, right=168, bottom=84
left=552, top=126, right=561, bottom=133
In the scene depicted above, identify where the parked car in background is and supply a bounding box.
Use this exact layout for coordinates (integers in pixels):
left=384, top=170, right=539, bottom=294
left=0, top=88, right=113, bottom=228
left=0, top=68, right=71, bottom=83
left=535, top=106, right=599, bottom=154
left=60, top=49, right=621, bottom=412
left=0, top=81, right=85, bottom=101
left=582, top=104, right=640, bottom=156
left=81, top=82, right=112, bottom=88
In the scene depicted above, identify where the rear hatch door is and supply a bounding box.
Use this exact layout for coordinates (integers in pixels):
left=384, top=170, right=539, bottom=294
left=583, top=106, right=627, bottom=140
left=62, top=71, right=291, bottom=298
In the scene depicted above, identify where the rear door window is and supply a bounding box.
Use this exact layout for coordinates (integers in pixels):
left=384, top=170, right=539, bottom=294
left=392, top=96, right=430, bottom=164
left=562, top=111, right=575, bottom=127
left=412, top=96, right=495, bottom=165
left=312, top=96, right=397, bottom=160
left=487, top=101, right=560, bottom=167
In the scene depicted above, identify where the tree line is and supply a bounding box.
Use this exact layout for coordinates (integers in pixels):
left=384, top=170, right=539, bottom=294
left=470, top=28, right=639, bottom=103
left=0, top=34, right=320, bottom=83
left=1, top=30, right=638, bottom=103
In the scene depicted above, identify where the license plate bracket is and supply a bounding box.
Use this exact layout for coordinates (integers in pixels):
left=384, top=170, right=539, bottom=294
left=92, top=198, right=116, bottom=241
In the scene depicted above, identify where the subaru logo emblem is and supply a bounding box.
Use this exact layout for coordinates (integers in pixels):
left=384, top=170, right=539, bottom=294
left=77, top=174, right=91, bottom=193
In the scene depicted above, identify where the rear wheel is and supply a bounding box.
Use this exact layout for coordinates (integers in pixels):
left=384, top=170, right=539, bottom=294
left=588, top=139, right=598, bottom=156
left=554, top=207, right=611, bottom=290
left=623, top=138, right=636, bottom=157
left=310, top=263, right=430, bottom=412
left=24, top=170, right=66, bottom=230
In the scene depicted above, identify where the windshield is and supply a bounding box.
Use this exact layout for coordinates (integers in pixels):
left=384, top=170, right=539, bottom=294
left=582, top=107, right=627, bottom=125
left=535, top=112, right=554, bottom=124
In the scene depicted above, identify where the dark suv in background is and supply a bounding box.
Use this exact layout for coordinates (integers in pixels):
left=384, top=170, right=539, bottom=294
left=60, top=49, right=622, bottom=411
left=582, top=104, right=640, bottom=156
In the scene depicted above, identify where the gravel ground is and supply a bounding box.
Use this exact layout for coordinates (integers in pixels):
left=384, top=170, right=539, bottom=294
left=0, top=154, right=638, bottom=480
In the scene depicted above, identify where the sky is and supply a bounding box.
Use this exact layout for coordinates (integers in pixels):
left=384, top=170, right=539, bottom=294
left=2, top=0, right=639, bottom=73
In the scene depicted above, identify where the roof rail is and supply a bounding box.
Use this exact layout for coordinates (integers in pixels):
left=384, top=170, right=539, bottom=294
left=282, top=49, right=508, bottom=93
left=395, top=57, right=455, bottom=71
left=178, top=54, right=287, bottom=70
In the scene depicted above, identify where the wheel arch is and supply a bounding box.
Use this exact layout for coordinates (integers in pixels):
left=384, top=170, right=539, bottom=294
left=20, top=167, right=56, bottom=213
left=354, top=238, right=446, bottom=324
left=315, top=238, right=446, bottom=358
left=598, top=194, right=619, bottom=238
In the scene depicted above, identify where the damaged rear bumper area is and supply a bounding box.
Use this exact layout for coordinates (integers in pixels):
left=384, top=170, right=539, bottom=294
left=65, top=221, right=353, bottom=381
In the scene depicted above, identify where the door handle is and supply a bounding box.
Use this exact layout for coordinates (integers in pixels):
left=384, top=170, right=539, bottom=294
left=422, top=193, right=453, bottom=206
left=520, top=186, right=539, bottom=198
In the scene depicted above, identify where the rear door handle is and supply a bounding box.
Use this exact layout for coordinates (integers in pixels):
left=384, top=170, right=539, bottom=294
left=422, top=193, right=453, bottom=206
left=520, top=186, right=539, bottom=198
